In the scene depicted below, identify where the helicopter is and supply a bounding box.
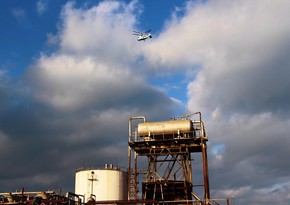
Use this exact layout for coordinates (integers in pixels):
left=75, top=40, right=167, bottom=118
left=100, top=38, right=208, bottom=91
left=133, top=29, right=152, bottom=41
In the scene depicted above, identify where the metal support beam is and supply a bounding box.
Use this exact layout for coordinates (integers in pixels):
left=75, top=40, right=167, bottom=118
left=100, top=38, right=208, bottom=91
left=202, top=142, right=210, bottom=204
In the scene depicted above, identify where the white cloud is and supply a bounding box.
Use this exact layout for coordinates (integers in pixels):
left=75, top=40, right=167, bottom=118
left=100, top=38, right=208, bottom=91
left=213, top=182, right=290, bottom=205
left=29, top=54, right=135, bottom=110
left=207, top=112, right=290, bottom=204
left=142, top=0, right=290, bottom=116
left=4, top=1, right=290, bottom=204
left=46, top=33, right=59, bottom=47
left=59, top=1, right=140, bottom=61
left=182, top=0, right=290, bottom=115
left=11, top=8, right=30, bottom=27
left=138, top=1, right=290, bottom=204
left=36, top=0, right=48, bottom=15
left=27, top=1, right=178, bottom=114
left=12, top=8, right=26, bottom=19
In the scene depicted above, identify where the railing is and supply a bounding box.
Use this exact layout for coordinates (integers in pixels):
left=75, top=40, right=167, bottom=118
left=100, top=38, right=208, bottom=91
left=75, top=164, right=128, bottom=173
left=128, top=113, right=207, bottom=144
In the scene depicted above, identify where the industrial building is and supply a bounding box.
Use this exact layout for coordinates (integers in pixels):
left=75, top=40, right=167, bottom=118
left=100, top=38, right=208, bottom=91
left=0, top=113, right=232, bottom=205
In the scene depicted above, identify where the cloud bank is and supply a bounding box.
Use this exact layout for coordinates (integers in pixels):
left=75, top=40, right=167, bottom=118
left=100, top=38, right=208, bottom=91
left=0, top=0, right=182, bottom=193
left=140, top=0, right=290, bottom=204
left=111, top=0, right=290, bottom=204
left=1, top=0, right=290, bottom=204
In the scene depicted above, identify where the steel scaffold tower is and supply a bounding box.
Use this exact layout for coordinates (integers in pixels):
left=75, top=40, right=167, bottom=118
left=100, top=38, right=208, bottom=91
left=128, top=113, right=211, bottom=205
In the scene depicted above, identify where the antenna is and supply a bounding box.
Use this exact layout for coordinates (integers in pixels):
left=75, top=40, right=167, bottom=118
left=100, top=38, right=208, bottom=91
left=88, top=171, right=98, bottom=199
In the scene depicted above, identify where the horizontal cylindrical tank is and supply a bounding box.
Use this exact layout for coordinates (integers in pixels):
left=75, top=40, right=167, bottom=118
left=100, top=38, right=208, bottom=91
left=136, top=119, right=193, bottom=136
left=75, top=165, right=127, bottom=202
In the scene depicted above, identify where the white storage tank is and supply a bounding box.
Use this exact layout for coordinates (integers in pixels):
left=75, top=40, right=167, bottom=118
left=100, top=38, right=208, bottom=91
left=136, top=119, right=194, bottom=140
left=75, top=164, right=128, bottom=202
left=137, top=119, right=193, bottom=136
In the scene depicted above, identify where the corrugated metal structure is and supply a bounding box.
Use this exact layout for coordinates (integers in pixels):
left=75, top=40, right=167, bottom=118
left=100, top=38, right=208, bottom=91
left=75, top=165, right=127, bottom=203
left=128, top=112, right=211, bottom=205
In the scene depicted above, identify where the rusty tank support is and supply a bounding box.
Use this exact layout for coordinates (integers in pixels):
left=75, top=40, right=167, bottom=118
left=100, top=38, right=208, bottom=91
left=128, top=112, right=211, bottom=204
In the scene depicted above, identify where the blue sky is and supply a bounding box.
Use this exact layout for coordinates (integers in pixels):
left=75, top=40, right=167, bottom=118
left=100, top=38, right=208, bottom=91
left=0, top=0, right=181, bottom=72
left=1, top=1, right=290, bottom=204
left=1, top=0, right=59, bottom=76
left=1, top=0, right=189, bottom=101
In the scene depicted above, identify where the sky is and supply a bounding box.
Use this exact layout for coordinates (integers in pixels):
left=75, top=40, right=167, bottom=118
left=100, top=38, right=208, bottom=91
left=1, top=0, right=290, bottom=204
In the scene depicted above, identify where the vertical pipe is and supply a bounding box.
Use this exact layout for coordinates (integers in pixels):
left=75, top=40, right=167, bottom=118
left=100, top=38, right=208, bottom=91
left=21, top=187, right=24, bottom=202
left=188, top=153, right=192, bottom=183
left=128, top=116, right=146, bottom=200
left=127, top=147, right=131, bottom=200
left=153, top=156, right=157, bottom=181
left=134, top=150, right=138, bottom=199
left=202, top=143, right=210, bottom=204
left=128, top=118, right=132, bottom=200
